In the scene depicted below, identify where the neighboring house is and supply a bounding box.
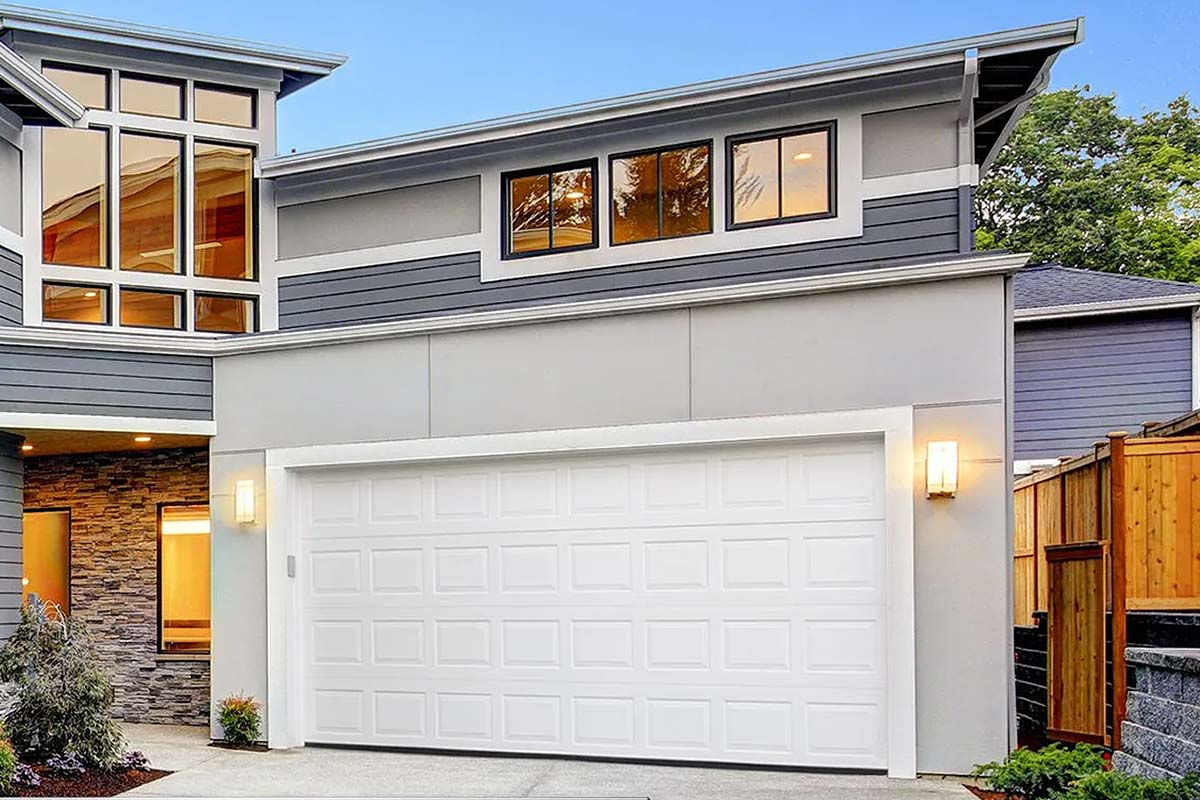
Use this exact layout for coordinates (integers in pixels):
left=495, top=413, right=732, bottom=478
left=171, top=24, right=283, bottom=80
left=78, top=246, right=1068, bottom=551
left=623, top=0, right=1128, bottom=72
left=1014, top=264, right=1200, bottom=472
left=0, top=4, right=1083, bottom=778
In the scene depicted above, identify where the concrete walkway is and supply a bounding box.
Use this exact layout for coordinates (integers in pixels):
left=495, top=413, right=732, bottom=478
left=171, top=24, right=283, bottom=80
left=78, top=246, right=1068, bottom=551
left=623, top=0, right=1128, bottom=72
left=121, top=724, right=972, bottom=799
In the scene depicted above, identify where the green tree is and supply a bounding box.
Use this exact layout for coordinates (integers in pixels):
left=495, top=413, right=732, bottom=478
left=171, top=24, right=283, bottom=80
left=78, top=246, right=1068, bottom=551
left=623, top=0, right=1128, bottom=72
left=976, top=88, right=1200, bottom=281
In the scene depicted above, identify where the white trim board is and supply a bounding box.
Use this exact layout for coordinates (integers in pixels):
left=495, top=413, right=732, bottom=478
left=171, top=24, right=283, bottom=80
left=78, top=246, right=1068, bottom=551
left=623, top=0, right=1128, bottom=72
left=0, top=411, right=214, bottom=435
left=262, top=406, right=918, bottom=778
left=0, top=251, right=1030, bottom=357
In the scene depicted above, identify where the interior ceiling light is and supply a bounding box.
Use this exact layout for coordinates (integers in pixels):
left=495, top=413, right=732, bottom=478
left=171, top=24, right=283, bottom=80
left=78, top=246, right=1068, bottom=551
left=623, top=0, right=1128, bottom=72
left=565, top=191, right=585, bottom=199
left=134, top=435, right=152, bottom=443
left=20, top=444, right=32, bottom=452
left=793, top=152, right=814, bottom=161
left=83, top=291, right=97, bottom=298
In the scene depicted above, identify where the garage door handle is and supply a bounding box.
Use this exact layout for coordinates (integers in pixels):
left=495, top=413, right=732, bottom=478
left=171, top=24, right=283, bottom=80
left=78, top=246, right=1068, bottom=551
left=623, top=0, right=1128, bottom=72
left=287, top=555, right=296, bottom=578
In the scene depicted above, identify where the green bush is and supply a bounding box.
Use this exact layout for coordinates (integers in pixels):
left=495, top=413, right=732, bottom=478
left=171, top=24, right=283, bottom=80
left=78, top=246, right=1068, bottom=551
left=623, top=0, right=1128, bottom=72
left=973, top=743, right=1107, bottom=799
left=1060, top=771, right=1200, bottom=800
left=0, top=600, right=124, bottom=769
left=217, top=694, right=261, bottom=746
left=0, top=738, right=16, bottom=794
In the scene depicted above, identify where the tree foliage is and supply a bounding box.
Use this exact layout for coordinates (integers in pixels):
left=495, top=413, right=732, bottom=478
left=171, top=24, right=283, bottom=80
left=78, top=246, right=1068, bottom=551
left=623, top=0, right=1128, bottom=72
left=976, top=88, right=1200, bottom=281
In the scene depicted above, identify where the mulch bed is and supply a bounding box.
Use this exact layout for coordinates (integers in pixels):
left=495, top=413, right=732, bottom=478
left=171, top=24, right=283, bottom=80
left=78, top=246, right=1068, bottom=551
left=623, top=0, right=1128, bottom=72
left=208, top=740, right=270, bottom=753
left=965, top=787, right=1019, bottom=800
left=11, top=766, right=171, bottom=797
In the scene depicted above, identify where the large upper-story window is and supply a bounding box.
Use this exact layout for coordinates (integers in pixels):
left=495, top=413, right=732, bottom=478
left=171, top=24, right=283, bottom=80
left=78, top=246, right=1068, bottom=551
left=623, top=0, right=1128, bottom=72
left=503, top=160, right=597, bottom=258
left=39, top=61, right=260, bottom=333
left=611, top=142, right=711, bottom=245
left=727, top=122, right=834, bottom=228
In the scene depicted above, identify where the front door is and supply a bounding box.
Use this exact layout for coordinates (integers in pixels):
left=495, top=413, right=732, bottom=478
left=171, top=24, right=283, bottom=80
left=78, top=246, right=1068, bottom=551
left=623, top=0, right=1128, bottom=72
left=22, top=510, right=70, bottom=614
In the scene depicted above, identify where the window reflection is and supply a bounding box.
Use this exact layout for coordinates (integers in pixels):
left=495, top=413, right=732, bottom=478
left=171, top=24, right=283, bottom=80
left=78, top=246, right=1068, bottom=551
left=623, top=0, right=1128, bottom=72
left=42, top=283, right=108, bottom=324
left=194, top=293, right=255, bottom=333
left=506, top=163, right=596, bottom=256
left=43, top=65, right=108, bottom=110
left=121, top=134, right=181, bottom=273
left=730, top=125, right=832, bottom=226
left=613, top=144, right=710, bottom=244
left=194, top=86, right=255, bottom=128
left=194, top=142, right=254, bottom=280
left=42, top=128, right=108, bottom=267
left=120, top=288, right=182, bottom=330
left=119, top=76, right=183, bottom=119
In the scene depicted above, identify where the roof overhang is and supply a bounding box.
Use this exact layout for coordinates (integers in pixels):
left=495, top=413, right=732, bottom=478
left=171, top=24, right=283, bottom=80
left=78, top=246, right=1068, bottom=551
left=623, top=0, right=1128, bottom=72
left=0, top=4, right=346, bottom=97
left=261, top=18, right=1082, bottom=180
left=1015, top=294, right=1200, bottom=322
left=0, top=39, right=83, bottom=126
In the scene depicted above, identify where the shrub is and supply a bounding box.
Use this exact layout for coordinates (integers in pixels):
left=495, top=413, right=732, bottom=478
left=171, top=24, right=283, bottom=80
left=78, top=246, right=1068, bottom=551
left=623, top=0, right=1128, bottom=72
left=1061, top=771, right=1200, bottom=800
left=0, top=739, right=15, bottom=794
left=217, top=694, right=261, bottom=746
left=0, top=600, right=124, bottom=768
left=12, top=763, right=39, bottom=789
left=120, top=750, right=151, bottom=771
left=973, top=743, right=1107, bottom=799
left=44, top=751, right=85, bottom=776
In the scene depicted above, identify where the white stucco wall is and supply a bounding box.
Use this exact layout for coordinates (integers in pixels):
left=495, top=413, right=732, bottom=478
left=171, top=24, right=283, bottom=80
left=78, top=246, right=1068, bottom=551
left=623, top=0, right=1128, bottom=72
left=209, top=273, right=1011, bottom=774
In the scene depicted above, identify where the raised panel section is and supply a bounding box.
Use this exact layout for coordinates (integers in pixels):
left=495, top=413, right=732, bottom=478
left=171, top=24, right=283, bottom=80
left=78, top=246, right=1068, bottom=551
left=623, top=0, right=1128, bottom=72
left=571, top=621, right=633, bottom=668
left=500, top=545, right=557, bottom=593
left=503, top=695, right=561, bottom=744
left=568, top=465, right=630, bottom=514
left=432, top=473, right=488, bottom=519
left=647, top=699, right=710, bottom=749
left=573, top=697, right=634, bottom=746
left=370, top=477, right=423, bottom=522
left=570, top=542, right=632, bottom=591
left=311, top=620, right=363, bottom=664
left=726, top=701, right=793, bottom=753
left=374, top=691, right=426, bottom=737
left=805, top=620, right=880, bottom=673
left=721, top=456, right=788, bottom=509
left=309, top=550, right=362, bottom=594
left=805, top=703, right=881, bottom=756
left=435, top=620, right=491, bottom=666
left=804, top=535, right=877, bottom=589
left=498, top=469, right=558, bottom=517
left=646, top=621, right=709, bottom=670
left=435, top=547, right=489, bottom=593
left=436, top=692, right=492, bottom=740
left=723, top=620, right=790, bottom=671
left=373, top=620, right=424, bottom=665
left=312, top=690, right=364, bottom=734
left=722, top=539, right=790, bottom=590
left=502, top=620, right=559, bottom=667
left=644, top=461, right=707, bottom=511
left=309, top=480, right=360, bottom=524
left=371, top=548, right=423, bottom=594
left=644, top=540, right=707, bottom=591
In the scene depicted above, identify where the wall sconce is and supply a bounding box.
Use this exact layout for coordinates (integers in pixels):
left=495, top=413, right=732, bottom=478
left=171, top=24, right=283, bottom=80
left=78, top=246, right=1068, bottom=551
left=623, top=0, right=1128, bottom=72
left=234, top=479, right=256, bottom=524
left=926, top=441, right=959, bottom=498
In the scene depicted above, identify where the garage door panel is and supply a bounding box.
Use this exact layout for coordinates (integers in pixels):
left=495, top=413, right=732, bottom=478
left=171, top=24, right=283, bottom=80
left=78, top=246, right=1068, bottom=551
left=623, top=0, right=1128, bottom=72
left=304, top=680, right=887, bottom=768
left=300, top=437, right=888, bottom=768
left=300, top=445, right=884, bottom=540
left=301, top=519, right=884, bottom=609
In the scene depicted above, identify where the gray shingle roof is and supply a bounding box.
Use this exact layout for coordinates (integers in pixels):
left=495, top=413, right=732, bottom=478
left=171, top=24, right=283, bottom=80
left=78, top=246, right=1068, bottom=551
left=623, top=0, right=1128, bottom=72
left=1014, top=263, right=1200, bottom=310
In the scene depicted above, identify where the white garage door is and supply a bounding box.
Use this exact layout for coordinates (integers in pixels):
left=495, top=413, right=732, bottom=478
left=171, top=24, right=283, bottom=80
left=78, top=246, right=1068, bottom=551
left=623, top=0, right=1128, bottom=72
left=298, top=436, right=887, bottom=768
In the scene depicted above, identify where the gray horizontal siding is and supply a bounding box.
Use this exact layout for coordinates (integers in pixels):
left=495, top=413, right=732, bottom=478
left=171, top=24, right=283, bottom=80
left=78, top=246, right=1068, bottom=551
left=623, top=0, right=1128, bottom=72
left=0, top=432, right=20, bottom=639
left=0, top=246, right=21, bottom=326
left=278, top=189, right=962, bottom=330
left=1014, top=312, right=1193, bottom=460
left=0, top=345, right=212, bottom=420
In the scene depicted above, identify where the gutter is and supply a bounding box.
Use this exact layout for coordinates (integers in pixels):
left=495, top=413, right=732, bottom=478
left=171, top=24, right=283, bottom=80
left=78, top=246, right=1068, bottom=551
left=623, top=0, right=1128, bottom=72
left=261, top=18, right=1082, bottom=179
left=0, top=251, right=1029, bottom=357
left=1015, top=294, right=1200, bottom=322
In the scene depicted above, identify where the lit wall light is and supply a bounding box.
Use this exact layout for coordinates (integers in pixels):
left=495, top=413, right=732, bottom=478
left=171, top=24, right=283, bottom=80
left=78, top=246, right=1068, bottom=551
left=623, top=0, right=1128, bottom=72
left=926, top=440, right=959, bottom=498
left=234, top=479, right=256, bottom=524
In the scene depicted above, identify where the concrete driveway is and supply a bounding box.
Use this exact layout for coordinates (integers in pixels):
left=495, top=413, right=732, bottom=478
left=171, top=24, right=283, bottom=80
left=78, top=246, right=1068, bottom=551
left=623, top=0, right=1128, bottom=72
left=122, top=724, right=972, bottom=799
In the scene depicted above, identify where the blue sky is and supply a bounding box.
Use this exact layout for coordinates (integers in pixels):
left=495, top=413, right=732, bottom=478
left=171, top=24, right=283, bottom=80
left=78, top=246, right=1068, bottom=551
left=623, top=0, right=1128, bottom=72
left=34, top=0, right=1200, bottom=154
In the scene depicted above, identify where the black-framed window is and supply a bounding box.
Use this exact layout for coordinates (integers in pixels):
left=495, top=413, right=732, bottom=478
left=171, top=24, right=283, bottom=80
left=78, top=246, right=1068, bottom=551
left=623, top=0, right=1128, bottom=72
left=194, top=292, right=257, bottom=334
left=119, top=287, right=185, bottom=330
left=158, top=503, right=211, bottom=655
left=726, top=122, right=835, bottom=229
left=42, top=281, right=110, bottom=325
left=502, top=160, right=597, bottom=258
left=611, top=142, right=712, bottom=246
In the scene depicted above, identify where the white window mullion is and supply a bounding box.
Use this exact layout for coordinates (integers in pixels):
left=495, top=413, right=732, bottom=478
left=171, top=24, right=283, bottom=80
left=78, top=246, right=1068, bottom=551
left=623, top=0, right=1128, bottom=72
left=183, top=133, right=196, bottom=330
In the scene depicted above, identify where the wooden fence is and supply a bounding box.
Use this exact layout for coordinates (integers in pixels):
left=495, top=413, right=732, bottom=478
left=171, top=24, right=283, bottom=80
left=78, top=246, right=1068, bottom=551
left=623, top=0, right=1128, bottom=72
left=1014, top=432, right=1200, bottom=747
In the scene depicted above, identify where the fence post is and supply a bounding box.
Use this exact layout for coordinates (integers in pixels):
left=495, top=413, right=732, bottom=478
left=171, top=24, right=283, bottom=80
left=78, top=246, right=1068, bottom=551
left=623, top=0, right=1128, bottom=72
left=1108, top=432, right=1129, bottom=751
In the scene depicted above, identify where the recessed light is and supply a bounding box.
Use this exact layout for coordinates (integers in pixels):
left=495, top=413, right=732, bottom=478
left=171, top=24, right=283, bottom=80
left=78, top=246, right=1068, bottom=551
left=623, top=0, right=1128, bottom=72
left=83, top=291, right=97, bottom=298
left=20, top=444, right=32, bottom=452
left=564, top=191, right=585, bottom=200
left=134, top=435, right=152, bottom=443
left=793, top=152, right=814, bottom=161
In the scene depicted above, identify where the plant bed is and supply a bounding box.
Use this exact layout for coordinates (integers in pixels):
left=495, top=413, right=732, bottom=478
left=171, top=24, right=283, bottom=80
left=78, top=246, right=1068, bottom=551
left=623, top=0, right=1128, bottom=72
left=207, top=740, right=270, bottom=753
left=10, top=765, right=170, bottom=797
left=966, top=786, right=1019, bottom=800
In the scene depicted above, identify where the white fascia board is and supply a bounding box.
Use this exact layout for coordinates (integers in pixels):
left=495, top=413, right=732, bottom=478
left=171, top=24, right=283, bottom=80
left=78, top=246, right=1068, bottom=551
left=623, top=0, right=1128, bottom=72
left=0, top=4, right=346, bottom=82
left=0, top=40, right=85, bottom=126
left=0, top=251, right=1030, bottom=357
left=0, top=411, right=214, bottom=436
left=261, top=19, right=1083, bottom=179
left=1015, top=294, right=1200, bottom=322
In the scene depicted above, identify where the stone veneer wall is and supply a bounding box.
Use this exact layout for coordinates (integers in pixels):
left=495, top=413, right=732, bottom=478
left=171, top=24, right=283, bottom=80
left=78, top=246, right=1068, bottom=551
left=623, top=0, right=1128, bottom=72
left=1117, top=648, right=1200, bottom=779
left=23, top=447, right=210, bottom=726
